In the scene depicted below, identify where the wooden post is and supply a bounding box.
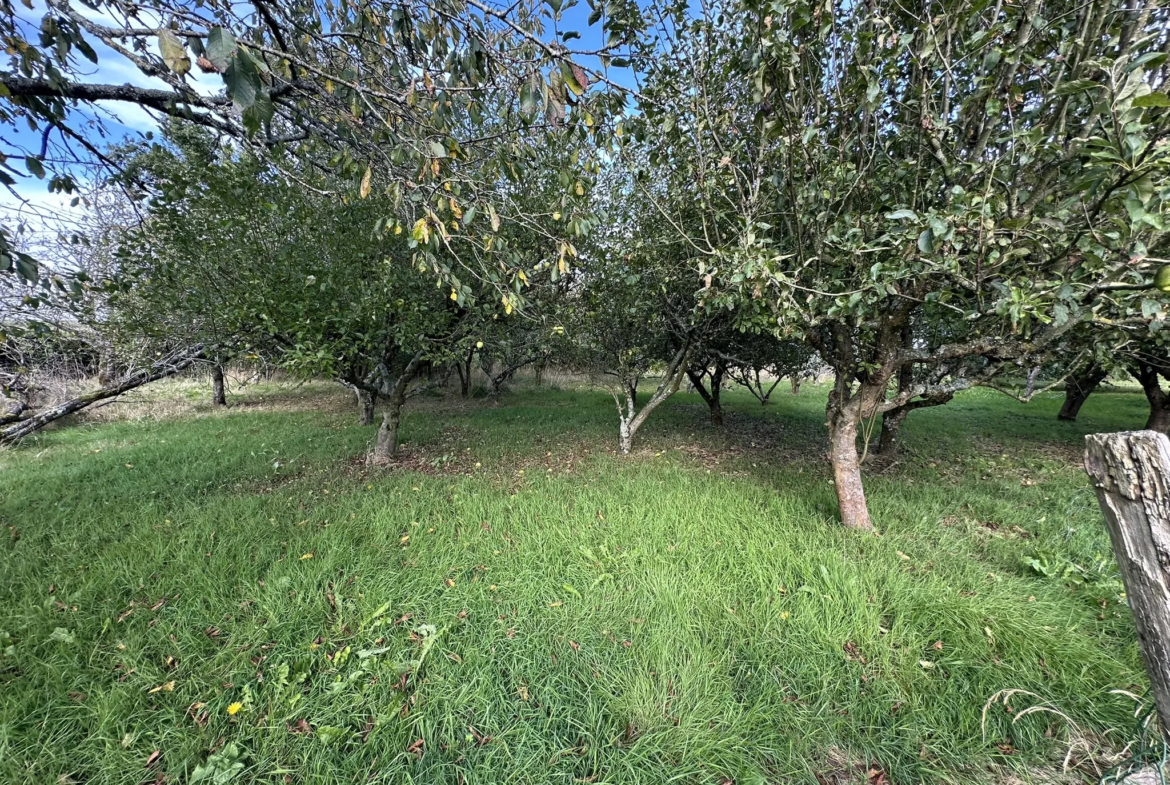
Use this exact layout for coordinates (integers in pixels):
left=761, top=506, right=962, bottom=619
left=1084, top=430, right=1170, bottom=742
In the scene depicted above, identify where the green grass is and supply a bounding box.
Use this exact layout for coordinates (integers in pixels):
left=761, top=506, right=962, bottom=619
left=0, top=380, right=1157, bottom=784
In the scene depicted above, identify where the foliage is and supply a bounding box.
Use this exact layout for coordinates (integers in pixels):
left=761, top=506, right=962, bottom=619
left=620, top=0, right=1170, bottom=526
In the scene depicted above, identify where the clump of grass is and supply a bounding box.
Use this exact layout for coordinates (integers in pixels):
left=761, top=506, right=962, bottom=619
left=0, top=383, right=1153, bottom=784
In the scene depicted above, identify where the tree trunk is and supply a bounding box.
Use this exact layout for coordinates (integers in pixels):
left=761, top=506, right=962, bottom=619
left=534, top=359, right=545, bottom=386
left=1, top=347, right=204, bottom=444
left=828, top=410, right=872, bottom=530
left=614, top=346, right=690, bottom=455
left=1058, top=363, right=1106, bottom=422
left=1084, top=430, right=1170, bottom=743
left=456, top=350, right=474, bottom=398
left=1133, top=363, right=1170, bottom=434
left=374, top=401, right=403, bottom=460
left=371, top=352, right=424, bottom=462
left=618, top=417, right=633, bottom=455
left=358, top=388, right=376, bottom=426
left=687, top=364, right=725, bottom=427
left=825, top=383, right=874, bottom=531
left=790, top=377, right=801, bottom=395
left=876, top=407, right=909, bottom=456
left=211, top=364, right=227, bottom=406
left=1024, top=366, right=1041, bottom=399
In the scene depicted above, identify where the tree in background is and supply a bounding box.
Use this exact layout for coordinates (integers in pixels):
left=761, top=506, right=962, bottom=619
left=624, top=0, right=1170, bottom=529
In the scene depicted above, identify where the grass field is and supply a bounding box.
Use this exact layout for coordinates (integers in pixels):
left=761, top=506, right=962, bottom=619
left=0, top=378, right=1160, bottom=784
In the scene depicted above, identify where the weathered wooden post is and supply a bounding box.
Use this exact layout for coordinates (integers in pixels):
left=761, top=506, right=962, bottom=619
left=1084, top=430, right=1170, bottom=742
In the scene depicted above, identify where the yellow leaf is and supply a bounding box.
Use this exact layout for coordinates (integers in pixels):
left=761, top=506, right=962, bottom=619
left=450, top=290, right=459, bottom=301
left=148, top=681, right=175, bottom=694
left=360, top=166, right=372, bottom=199
left=575, top=182, right=583, bottom=196
left=488, top=204, right=500, bottom=232
left=548, top=601, right=563, bottom=607
left=518, top=270, right=528, bottom=284
left=227, top=701, right=243, bottom=715
left=412, top=218, right=430, bottom=244
left=300, top=553, right=314, bottom=560
left=552, top=211, right=562, bottom=220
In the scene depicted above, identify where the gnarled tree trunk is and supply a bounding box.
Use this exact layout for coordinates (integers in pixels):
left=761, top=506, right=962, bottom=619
left=357, top=388, right=376, bottom=426
left=211, top=364, right=227, bottom=406
left=372, top=351, right=425, bottom=462
left=1058, top=362, right=1106, bottom=422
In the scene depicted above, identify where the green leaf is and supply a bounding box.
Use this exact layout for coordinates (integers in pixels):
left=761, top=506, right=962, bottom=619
left=1134, top=93, right=1170, bottom=108
left=14, top=253, right=38, bottom=282
left=190, top=742, right=246, bottom=784
left=520, top=79, right=541, bottom=117
left=242, top=88, right=274, bottom=133
left=158, top=28, right=191, bottom=75
left=24, top=157, right=44, bottom=179
left=588, top=8, right=602, bottom=24
left=206, top=27, right=236, bottom=71
left=315, top=726, right=349, bottom=746
left=224, top=53, right=259, bottom=109
left=885, top=209, right=917, bottom=221
left=428, top=140, right=448, bottom=158
left=917, top=228, right=935, bottom=254
left=49, top=627, right=74, bottom=644
left=1054, top=78, right=1100, bottom=96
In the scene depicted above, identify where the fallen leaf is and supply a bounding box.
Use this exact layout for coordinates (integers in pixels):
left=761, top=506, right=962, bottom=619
left=148, top=681, right=175, bottom=694
left=145, top=750, right=161, bottom=768
left=932, top=640, right=944, bottom=650
left=407, top=738, right=425, bottom=757
left=569, top=640, right=580, bottom=652
left=300, top=553, right=314, bottom=560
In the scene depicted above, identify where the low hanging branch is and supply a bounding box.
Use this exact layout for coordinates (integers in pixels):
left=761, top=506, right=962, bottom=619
left=0, top=345, right=205, bottom=444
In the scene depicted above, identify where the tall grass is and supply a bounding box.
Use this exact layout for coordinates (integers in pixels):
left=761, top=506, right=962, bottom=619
left=0, top=381, right=1153, bottom=784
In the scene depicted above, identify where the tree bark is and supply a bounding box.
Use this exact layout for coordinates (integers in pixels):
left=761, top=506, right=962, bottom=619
left=876, top=407, right=909, bottom=456
left=375, top=401, right=403, bottom=459
left=211, top=364, right=227, bottom=406
left=1, top=347, right=204, bottom=444
left=827, top=405, right=873, bottom=530
left=1133, top=363, right=1170, bottom=434
left=371, top=352, right=425, bottom=461
left=614, top=347, right=690, bottom=454
left=790, top=377, right=801, bottom=395
left=357, top=388, right=376, bottom=426
left=1084, top=430, right=1170, bottom=743
left=1058, top=363, right=1106, bottom=422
